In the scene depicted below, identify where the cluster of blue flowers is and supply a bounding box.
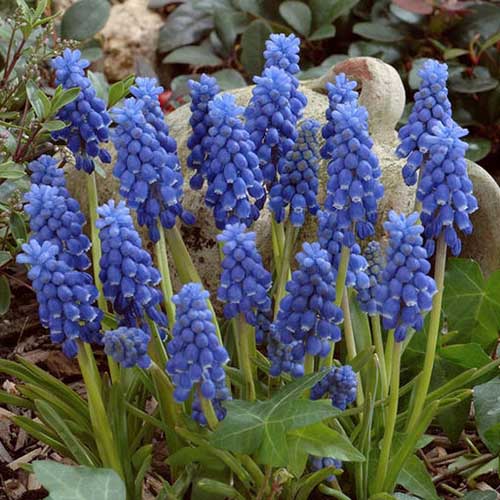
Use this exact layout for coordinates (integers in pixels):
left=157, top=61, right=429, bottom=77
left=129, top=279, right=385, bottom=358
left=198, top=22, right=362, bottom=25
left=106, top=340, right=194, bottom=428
left=96, top=200, right=166, bottom=330
left=417, top=123, right=478, bottom=256
left=24, top=184, right=91, bottom=272
left=28, top=155, right=66, bottom=191
left=267, top=323, right=305, bottom=377
left=310, top=365, right=357, bottom=410
left=322, top=101, right=384, bottom=243
left=263, top=33, right=307, bottom=121
left=204, top=94, right=266, bottom=229
left=396, top=60, right=453, bottom=186
left=269, top=119, right=321, bottom=227
left=187, top=74, right=220, bottom=189
left=375, top=211, right=437, bottom=342
left=51, top=49, right=111, bottom=173
left=356, top=241, right=384, bottom=315
left=111, top=93, right=193, bottom=242
left=245, top=66, right=297, bottom=184
left=166, top=283, right=230, bottom=424
left=17, top=240, right=102, bottom=357
left=271, top=242, right=343, bottom=375
left=217, top=223, right=272, bottom=324
left=309, top=456, right=342, bottom=482
left=102, top=326, right=151, bottom=369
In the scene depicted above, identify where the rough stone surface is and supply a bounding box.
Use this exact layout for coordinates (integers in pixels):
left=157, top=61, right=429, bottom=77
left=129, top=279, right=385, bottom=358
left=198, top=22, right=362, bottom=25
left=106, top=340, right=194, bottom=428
left=67, top=57, right=500, bottom=300
left=100, top=0, right=163, bottom=82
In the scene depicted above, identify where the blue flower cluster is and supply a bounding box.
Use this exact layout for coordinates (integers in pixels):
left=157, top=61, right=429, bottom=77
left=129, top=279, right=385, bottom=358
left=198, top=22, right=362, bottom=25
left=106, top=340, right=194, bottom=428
left=28, top=155, right=66, bottom=191
left=417, top=123, right=478, bottom=256
left=323, top=101, right=384, bottom=242
left=217, top=223, right=272, bottom=324
left=271, top=242, right=343, bottom=374
left=205, top=94, right=265, bottom=229
left=187, top=74, right=220, bottom=189
left=24, top=183, right=91, bottom=272
left=375, top=211, right=437, bottom=342
left=245, top=66, right=297, bottom=184
left=166, top=283, right=230, bottom=424
left=310, top=456, right=342, bottom=482
left=17, top=240, right=102, bottom=357
left=317, top=209, right=369, bottom=290
left=96, top=200, right=166, bottom=329
left=103, top=326, right=151, bottom=369
left=263, top=33, right=307, bottom=120
left=267, top=323, right=304, bottom=377
left=321, top=73, right=358, bottom=151
left=51, top=49, right=111, bottom=173
left=396, top=59, right=453, bottom=186
left=111, top=97, right=193, bottom=242
left=269, top=119, right=321, bottom=227
left=356, top=241, right=384, bottom=315
left=310, top=365, right=357, bottom=410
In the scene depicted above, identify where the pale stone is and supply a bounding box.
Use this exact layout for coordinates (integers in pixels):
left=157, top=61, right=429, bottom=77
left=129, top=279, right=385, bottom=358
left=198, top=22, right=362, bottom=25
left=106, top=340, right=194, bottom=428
left=67, top=57, right=500, bottom=299
left=100, top=0, right=163, bottom=82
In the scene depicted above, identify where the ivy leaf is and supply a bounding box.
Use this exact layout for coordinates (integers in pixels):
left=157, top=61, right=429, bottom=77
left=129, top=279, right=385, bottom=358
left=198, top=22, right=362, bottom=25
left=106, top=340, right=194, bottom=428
left=33, top=461, right=126, bottom=500
left=158, top=3, right=213, bottom=53
left=240, top=19, right=271, bottom=77
left=163, top=45, right=223, bottom=67
left=353, top=22, right=405, bottom=42
left=212, top=372, right=343, bottom=465
left=397, top=455, right=439, bottom=500
left=443, top=258, right=500, bottom=352
left=60, top=0, right=110, bottom=41
left=474, top=377, right=500, bottom=453
left=279, top=1, right=312, bottom=37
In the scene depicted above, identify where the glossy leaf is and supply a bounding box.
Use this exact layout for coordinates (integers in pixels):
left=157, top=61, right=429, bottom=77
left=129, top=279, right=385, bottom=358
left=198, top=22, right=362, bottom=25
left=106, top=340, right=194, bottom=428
left=240, top=19, right=272, bottom=77
left=0, top=276, right=10, bottom=315
left=10, top=212, right=27, bottom=243
left=212, top=69, right=247, bottom=90
left=353, top=22, right=405, bottom=42
left=42, top=120, right=67, bottom=132
left=463, top=492, right=497, bottom=500
left=214, top=9, right=249, bottom=50
left=474, top=377, right=500, bottom=453
left=449, top=67, right=499, bottom=94
left=392, top=0, right=432, bottom=14
left=26, top=80, right=47, bottom=119
left=0, top=251, right=11, bottom=268
left=163, top=45, right=222, bottom=66
left=60, top=0, right=110, bottom=41
left=397, top=455, right=439, bottom=500
left=308, top=24, right=336, bottom=41
left=310, top=0, right=359, bottom=27
left=279, top=1, right=311, bottom=36
left=0, top=161, right=25, bottom=179
left=33, top=461, right=126, bottom=500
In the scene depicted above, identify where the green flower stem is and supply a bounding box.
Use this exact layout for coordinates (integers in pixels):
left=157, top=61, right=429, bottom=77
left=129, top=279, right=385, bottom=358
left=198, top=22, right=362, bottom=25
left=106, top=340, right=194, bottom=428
left=198, top=387, right=219, bottom=430
left=235, top=314, right=256, bottom=400
left=304, top=354, right=315, bottom=375
left=86, top=172, right=121, bottom=384
left=342, top=291, right=364, bottom=407
left=77, top=341, right=123, bottom=478
left=155, top=226, right=175, bottom=329
left=384, top=329, right=395, bottom=381
left=320, top=245, right=350, bottom=369
left=371, top=315, right=388, bottom=400
left=164, top=226, right=222, bottom=343
left=271, top=217, right=285, bottom=268
left=373, top=337, right=402, bottom=494
left=406, top=234, right=446, bottom=431
left=86, top=172, right=106, bottom=311
left=273, top=221, right=297, bottom=319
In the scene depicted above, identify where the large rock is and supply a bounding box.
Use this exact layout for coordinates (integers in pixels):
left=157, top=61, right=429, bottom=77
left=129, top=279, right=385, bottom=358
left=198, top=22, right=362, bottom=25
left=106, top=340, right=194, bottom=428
left=100, top=0, right=163, bottom=82
left=68, top=57, right=500, bottom=297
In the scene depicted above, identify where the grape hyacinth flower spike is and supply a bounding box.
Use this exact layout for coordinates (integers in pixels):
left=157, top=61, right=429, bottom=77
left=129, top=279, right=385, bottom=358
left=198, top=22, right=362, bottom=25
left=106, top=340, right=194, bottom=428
left=28, top=155, right=66, bottom=191
left=311, top=364, right=357, bottom=410
left=217, top=223, right=272, bottom=324
left=271, top=242, right=343, bottom=375
left=17, top=239, right=102, bottom=357
left=396, top=59, right=453, bottom=186
left=111, top=97, right=194, bottom=242
left=51, top=49, right=111, bottom=173
left=245, top=66, right=297, bottom=184
left=24, top=183, right=91, bottom=272
left=205, top=94, right=265, bottom=229
left=356, top=241, right=384, bottom=315
left=263, top=33, right=307, bottom=118
left=103, top=326, right=151, bottom=369
left=269, top=119, right=321, bottom=227
left=166, top=283, right=230, bottom=427
left=375, top=211, right=437, bottom=342
left=187, top=74, right=220, bottom=189
left=96, top=200, right=167, bottom=330
left=417, top=122, right=478, bottom=256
